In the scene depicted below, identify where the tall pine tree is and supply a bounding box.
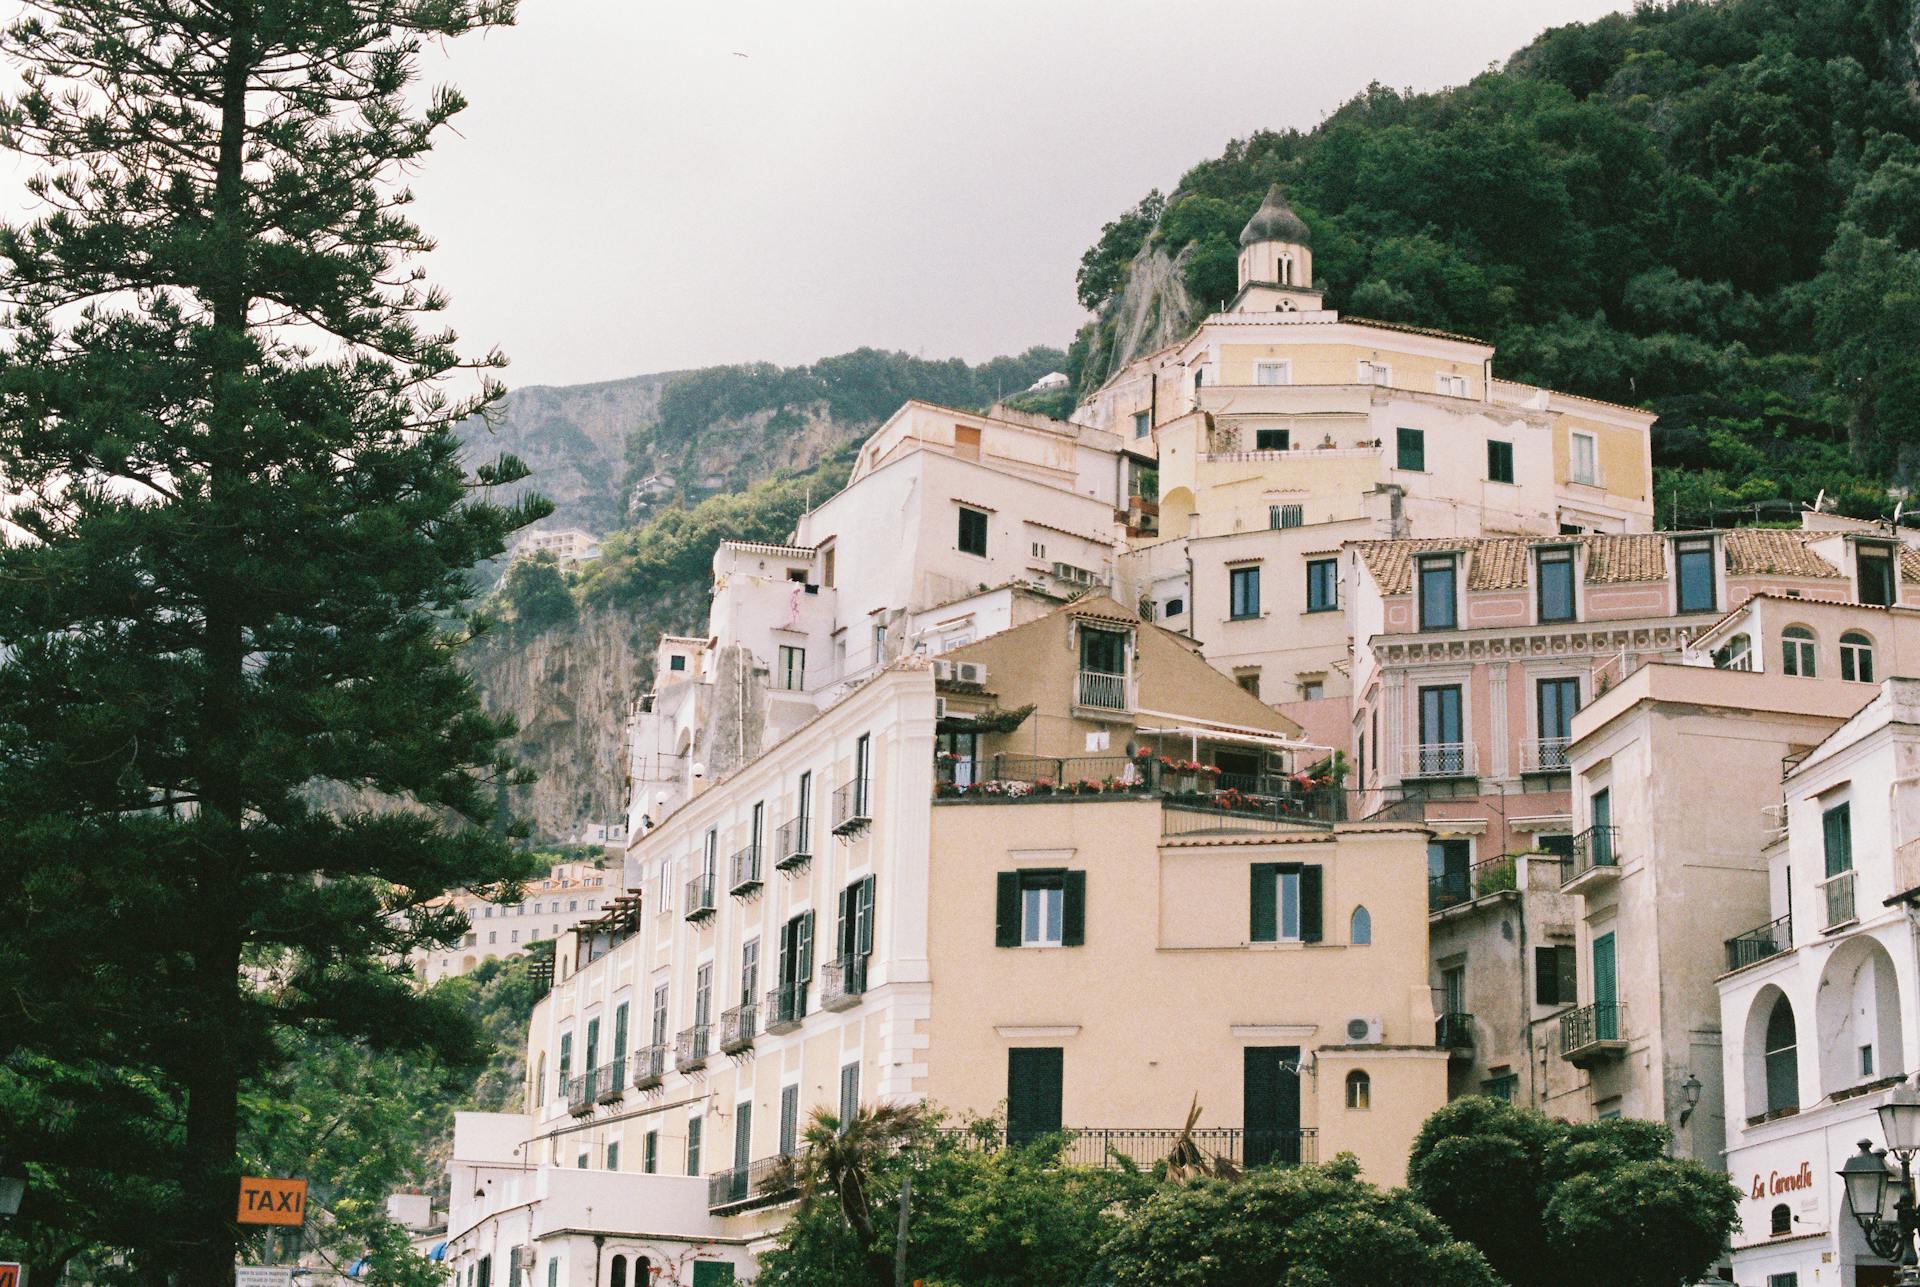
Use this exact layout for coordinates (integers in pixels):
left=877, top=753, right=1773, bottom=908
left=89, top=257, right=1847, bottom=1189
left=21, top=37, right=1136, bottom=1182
left=0, top=2, right=547, bottom=1281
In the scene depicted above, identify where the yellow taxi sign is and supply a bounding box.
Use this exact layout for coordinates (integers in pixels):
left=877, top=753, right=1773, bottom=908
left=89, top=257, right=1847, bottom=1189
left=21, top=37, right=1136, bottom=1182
left=236, top=1176, right=307, bottom=1226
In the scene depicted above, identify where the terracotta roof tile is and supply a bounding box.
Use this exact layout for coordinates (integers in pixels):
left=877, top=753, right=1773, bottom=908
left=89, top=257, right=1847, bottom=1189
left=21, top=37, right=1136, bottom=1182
left=1725, top=529, right=1844, bottom=579
left=1584, top=534, right=1665, bottom=584
left=1901, top=547, right=1920, bottom=585
left=1353, top=530, right=1842, bottom=597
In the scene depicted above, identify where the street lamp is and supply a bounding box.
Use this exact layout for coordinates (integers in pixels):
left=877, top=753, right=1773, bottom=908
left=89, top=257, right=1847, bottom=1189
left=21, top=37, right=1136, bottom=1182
left=1678, top=1073, right=1703, bottom=1127
left=1839, top=1080, right=1920, bottom=1284
left=0, top=1155, right=25, bottom=1222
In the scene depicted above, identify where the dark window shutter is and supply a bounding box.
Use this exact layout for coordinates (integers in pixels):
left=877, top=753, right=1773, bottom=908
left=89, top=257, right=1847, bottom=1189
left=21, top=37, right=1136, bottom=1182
left=1534, top=946, right=1557, bottom=1004
left=1299, top=865, right=1323, bottom=943
left=1061, top=870, right=1086, bottom=946
left=1007, top=1047, right=1064, bottom=1142
left=836, top=884, right=853, bottom=957
left=1250, top=864, right=1278, bottom=942
left=1557, top=945, right=1577, bottom=1003
left=856, top=875, right=875, bottom=954
left=797, top=911, right=814, bottom=978
left=996, top=872, right=1020, bottom=947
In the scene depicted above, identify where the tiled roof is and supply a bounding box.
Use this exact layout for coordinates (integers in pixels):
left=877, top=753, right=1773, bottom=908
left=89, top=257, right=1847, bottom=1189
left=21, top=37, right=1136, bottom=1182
left=1901, top=547, right=1920, bottom=585
left=1354, top=530, right=1841, bottom=596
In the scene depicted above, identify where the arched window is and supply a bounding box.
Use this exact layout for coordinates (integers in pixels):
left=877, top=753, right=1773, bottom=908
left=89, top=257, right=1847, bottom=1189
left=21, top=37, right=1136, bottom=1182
left=1346, top=1069, right=1371, bottom=1109
left=610, top=1255, right=628, bottom=1287
left=1782, top=626, right=1816, bottom=677
left=1770, top=1203, right=1792, bottom=1236
left=1350, top=906, right=1372, bottom=945
left=1842, top=631, right=1875, bottom=683
left=1714, top=635, right=1752, bottom=671
left=1764, top=995, right=1798, bottom=1115
left=635, top=1257, right=652, bottom=1283
left=1278, top=255, right=1293, bottom=286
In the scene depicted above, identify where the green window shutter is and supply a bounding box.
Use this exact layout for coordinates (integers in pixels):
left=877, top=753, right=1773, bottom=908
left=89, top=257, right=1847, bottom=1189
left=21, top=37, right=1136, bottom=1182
left=1299, top=865, right=1323, bottom=943
left=1250, top=864, right=1278, bottom=942
left=836, top=884, right=853, bottom=957
left=995, top=872, right=1020, bottom=947
left=1061, top=870, right=1086, bottom=946
left=797, top=911, right=814, bottom=978
left=856, top=875, right=875, bottom=954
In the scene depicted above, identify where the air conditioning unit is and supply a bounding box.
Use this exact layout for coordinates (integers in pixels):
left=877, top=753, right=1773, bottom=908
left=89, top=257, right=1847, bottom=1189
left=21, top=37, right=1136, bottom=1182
left=514, top=1247, right=536, bottom=1273
left=933, top=697, right=948, bottom=719
left=931, top=659, right=954, bottom=681
left=955, top=661, right=988, bottom=685
left=1344, top=1015, right=1384, bottom=1045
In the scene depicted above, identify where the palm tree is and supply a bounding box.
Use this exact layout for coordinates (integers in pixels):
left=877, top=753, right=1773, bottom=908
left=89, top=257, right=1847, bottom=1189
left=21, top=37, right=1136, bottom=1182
left=1163, top=1095, right=1242, bottom=1184
left=775, top=1101, right=937, bottom=1287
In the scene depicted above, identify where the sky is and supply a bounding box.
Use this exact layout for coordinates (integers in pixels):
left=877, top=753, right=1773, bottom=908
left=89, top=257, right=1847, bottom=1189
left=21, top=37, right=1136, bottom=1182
left=6, top=0, right=1637, bottom=390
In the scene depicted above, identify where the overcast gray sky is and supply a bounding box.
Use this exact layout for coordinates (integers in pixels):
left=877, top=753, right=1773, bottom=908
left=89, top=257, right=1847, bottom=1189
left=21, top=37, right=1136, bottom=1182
left=25, top=2, right=1638, bottom=390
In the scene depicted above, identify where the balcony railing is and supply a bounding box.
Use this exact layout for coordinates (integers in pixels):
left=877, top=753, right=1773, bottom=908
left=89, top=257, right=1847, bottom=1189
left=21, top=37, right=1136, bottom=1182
left=1820, top=868, right=1858, bottom=930
left=1403, top=742, right=1476, bottom=779
left=564, top=1070, right=595, bottom=1116
left=1559, top=1002, right=1628, bottom=1067
left=684, top=873, right=716, bottom=922
left=831, top=777, right=872, bottom=835
left=1559, top=824, right=1620, bottom=889
left=1075, top=669, right=1130, bottom=712
left=765, top=982, right=807, bottom=1033
left=629, top=1044, right=666, bottom=1091
left=1520, top=737, right=1571, bottom=774
left=720, top=1002, right=758, bottom=1054
left=774, top=815, right=812, bottom=870
left=1725, top=914, right=1791, bottom=972
left=821, top=954, right=868, bottom=1011
left=1429, top=855, right=1518, bottom=912
left=942, top=1125, right=1317, bottom=1170
left=675, top=1025, right=711, bottom=1072
left=728, top=844, right=763, bottom=897
left=594, top=1058, right=626, bottom=1104
left=1436, top=1012, right=1474, bottom=1051
left=708, top=1153, right=800, bottom=1214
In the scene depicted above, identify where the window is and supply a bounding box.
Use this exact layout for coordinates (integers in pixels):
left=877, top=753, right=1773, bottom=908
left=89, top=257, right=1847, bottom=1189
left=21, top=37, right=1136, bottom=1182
left=1714, top=634, right=1752, bottom=671
left=871, top=623, right=886, bottom=666
left=1863, top=1044, right=1877, bottom=1078
left=1164, top=596, right=1184, bottom=617
left=606, top=1141, right=620, bottom=1171
left=1559, top=522, right=1584, bottom=535
left=1842, top=631, right=1874, bottom=683
left=1230, top=566, right=1261, bottom=619
left=651, top=984, right=669, bottom=1046
left=996, top=869, right=1085, bottom=948
left=1858, top=541, right=1896, bottom=606
left=1133, top=410, right=1150, bottom=438
left=1345, top=1070, right=1371, bottom=1109
left=1536, top=677, right=1580, bottom=760
left=1349, top=905, right=1371, bottom=945
left=1534, top=944, right=1577, bottom=1006
left=1306, top=558, right=1338, bottom=612
left=1487, top=439, right=1513, bottom=483
left=1429, top=838, right=1471, bottom=906
left=1763, top=995, right=1798, bottom=1115
left=1250, top=863, right=1321, bottom=943
left=779, top=1084, right=800, bottom=1156
left=609, top=1257, right=626, bottom=1287
left=777, top=645, right=805, bottom=692
left=741, top=938, right=759, bottom=1006
left=957, top=507, right=988, bottom=557
left=558, top=1032, right=572, bottom=1088
left=1417, top=556, right=1456, bottom=630
left=643, top=1130, right=658, bottom=1173
left=839, top=1062, right=861, bottom=1126
left=1437, top=373, right=1468, bottom=397
left=547, top=1260, right=558, bottom=1287
left=1256, top=428, right=1291, bottom=451
left=1007, top=1047, right=1064, bottom=1143
left=1536, top=546, right=1576, bottom=623
left=1300, top=679, right=1323, bottom=701
left=1824, top=801, right=1853, bottom=878
left=1396, top=426, right=1425, bottom=472
left=669, top=654, right=686, bottom=672
left=1675, top=537, right=1716, bottom=613
left=1255, top=361, right=1290, bottom=385
left=686, top=1116, right=701, bottom=1175
left=1268, top=502, right=1302, bottom=528
left=1782, top=626, right=1816, bottom=677
left=1359, top=361, right=1392, bottom=386
left=1236, top=672, right=1261, bottom=698
left=694, top=962, right=713, bottom=1032
left=1769, top=1210, right=1793, bottom=1242
left=1568, top=431, right=1599, bottom=486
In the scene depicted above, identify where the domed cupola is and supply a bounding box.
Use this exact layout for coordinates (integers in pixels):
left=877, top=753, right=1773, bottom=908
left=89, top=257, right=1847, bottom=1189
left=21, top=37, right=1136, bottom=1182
left=1236, top=184, right=1314, bottom=295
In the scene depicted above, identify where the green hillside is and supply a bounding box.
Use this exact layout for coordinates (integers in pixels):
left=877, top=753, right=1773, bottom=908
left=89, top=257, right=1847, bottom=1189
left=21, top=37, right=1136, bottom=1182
left=1071, top=0, right=1920, bottom=523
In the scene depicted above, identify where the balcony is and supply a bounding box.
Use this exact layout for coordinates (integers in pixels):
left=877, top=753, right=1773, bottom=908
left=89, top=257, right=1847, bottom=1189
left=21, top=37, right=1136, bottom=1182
left=1559, top=1002, right=1628, bottom=1068
left=708, top=1154, right=800, bottom=1215
left=594, top=1058, right=626, bottom=1104
left=629, top=1044, right=665, bottom=1091
left=1820, top=867, right=1858, bottom=931
left=774, top=814, right=812, bottom=870
left=940, top=1124, right=1317, bottom=1170
left=820, top=954, right=868, bottom=1012
left=764, top=982, right=807, bottom=1034
left=683, top=873, right=716, bottom=922
left=1429, top=855, right=1518, bottom=913
left=1402, top=742, right=1476, bottom=780
left=1075, top=669, right=1131, bottom=714
left=1725, top=914, right=1791, bottom=972
left=675, top=1025, right=711, bottom=1073
left=1436, top=1012, right=1474, bottom=1054
left=1520, top=737, right=1571, bottom=774
left=728, top=844, right=763, bottom=897
left=832, top=777, right=872, bottom=835
left=1558, top=824, right=1620, bottom=892
left=565, top=1071, right=595, bottom=1117
left=720, top=1002, right=758, bottom=1054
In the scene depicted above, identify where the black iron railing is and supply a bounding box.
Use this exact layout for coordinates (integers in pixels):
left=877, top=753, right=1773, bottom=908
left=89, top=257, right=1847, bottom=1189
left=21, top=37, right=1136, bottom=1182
left=564, top=1071, right=594, bottom=1116
left=629, top=1044, right=665, bottom=1091
left=1560, top=824, right=1620, bottom=887
left=940, top=1125, right=1316, bottom=1170
left=1559, top=1002, right=1626, bottom=1060
left=1429, top=855, right=1519, bottom=911
left=684, top=873, right=716, bottom=921
left=729, top=844, right=762, bottom=896
left=1725, top=914, right=1791, bottom=972
left=821, top=954, right=868, bottom=1010
left=832, top=777, right=871, bottom=835
left=720, top=1003, right=758, bottom=1054
left=774, top=815, right=811, bottom=869
left=594, top=1058, right=626, bottom=1104
left=765, top=982, right=807, bottom=1032
left=675, top=1025, right=711, bottom=1072
left=1436, top=1012, right=1474, bottom=1049
left=708, top=1154, right=800, bottom=1213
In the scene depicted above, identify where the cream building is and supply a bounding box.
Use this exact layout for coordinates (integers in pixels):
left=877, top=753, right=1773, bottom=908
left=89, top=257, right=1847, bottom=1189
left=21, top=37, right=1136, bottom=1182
left=510, top=526, right=603, bottom=565
left=415, top=860, right=613, bottom=984
left=1713, top=676, right=1920, bottom=1287
left=443, top=600, right=1448, bottom=1285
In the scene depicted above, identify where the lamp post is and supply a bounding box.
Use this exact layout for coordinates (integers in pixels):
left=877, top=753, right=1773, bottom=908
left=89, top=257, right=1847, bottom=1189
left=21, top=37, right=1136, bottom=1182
left=1839, top=1080, right=1920, bottom=1284
left=0, top=1154, right=25, bottom=1224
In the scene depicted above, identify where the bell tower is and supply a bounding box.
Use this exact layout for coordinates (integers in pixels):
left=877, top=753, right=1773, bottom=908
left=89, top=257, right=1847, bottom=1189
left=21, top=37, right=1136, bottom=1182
left=1234, top=185, right=1319, bottom=311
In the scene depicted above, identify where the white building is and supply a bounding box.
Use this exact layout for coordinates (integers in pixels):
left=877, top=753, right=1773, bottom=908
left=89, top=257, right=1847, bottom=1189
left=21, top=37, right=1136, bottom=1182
left=415, top=860, right=614, bottom=984
left=511, top=526, right=603, bottom=565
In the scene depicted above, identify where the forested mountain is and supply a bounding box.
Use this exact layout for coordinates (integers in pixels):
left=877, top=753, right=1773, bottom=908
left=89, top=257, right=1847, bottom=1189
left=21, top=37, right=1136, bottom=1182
left=1070, top=0, right=1920, bottom=523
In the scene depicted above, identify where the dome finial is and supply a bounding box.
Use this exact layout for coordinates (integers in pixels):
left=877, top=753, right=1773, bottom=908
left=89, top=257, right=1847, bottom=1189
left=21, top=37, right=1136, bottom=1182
left=1239, top=184, right=1311, bottom=248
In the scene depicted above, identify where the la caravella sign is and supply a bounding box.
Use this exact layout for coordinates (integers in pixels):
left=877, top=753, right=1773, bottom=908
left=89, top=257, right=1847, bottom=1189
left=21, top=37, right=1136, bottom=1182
left=1751, top=1159, right=1817, bottom=1201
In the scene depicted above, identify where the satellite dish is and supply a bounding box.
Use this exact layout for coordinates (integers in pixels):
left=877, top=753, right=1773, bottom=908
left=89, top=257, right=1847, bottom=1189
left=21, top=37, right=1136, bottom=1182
left=1813, top=488, right=1827, bottom=513
left=1896, top=501, right=1906, bottom=529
